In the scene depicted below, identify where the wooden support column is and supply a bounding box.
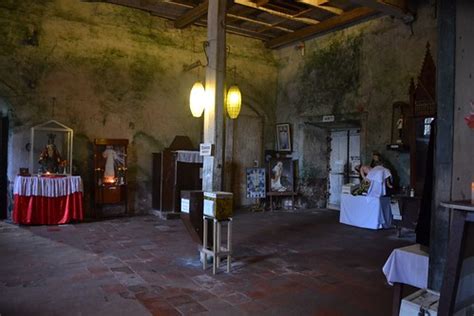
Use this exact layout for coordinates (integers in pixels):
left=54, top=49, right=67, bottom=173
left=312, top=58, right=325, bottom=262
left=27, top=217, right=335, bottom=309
left=203, top=0, right=227, bottom=192
left=429, top=0, right=455, bottom=291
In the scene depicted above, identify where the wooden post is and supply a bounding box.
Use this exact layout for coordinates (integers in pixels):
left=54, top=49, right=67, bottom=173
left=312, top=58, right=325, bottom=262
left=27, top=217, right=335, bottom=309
left=429, top=0, right=455, bottom=291
left=203, top=0, right=227, bottom=192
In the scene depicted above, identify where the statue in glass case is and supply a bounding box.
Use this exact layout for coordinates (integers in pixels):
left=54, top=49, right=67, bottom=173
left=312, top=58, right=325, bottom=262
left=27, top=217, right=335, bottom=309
left=38, top=133, right=62, bottom=174
left=101, top=145, right=125, bottom=184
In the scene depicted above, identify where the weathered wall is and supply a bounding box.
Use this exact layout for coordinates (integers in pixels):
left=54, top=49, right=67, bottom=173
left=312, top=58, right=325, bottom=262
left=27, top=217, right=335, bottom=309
left=274, top=2, right=437, bottom=207
left=0, top=0, right=278, bottom=215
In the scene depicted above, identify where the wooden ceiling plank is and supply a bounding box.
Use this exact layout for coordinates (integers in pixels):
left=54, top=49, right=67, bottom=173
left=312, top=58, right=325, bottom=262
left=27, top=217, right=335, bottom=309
left=255, top=8, right=312, bottom=33
left=234, top=0, right=320, bottom=25
left=227, top=13, right=294, bottom=32
left=253, top=0, right=270, bottom=6
left=296, top=0, right=344, bottom=15
left=349, top=0, right=413, bottom=22
left=266, top=7, right=378, bottom=49
left=174, top=0, right=209, bottom=28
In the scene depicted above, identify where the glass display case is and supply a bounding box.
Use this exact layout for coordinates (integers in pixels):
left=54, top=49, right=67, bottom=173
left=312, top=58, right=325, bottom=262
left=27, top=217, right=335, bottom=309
left=29, top=120, right=73, bottom=175
left=93, top=138, right=128, bottom=216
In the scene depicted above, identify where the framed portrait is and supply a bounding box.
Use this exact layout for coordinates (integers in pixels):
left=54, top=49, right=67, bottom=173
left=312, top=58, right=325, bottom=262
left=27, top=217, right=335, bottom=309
left=276, top=123, right=291, bottom=152
left=268, top=158, right=294, bottom=193
left=246, top=168, right=266, bottom=198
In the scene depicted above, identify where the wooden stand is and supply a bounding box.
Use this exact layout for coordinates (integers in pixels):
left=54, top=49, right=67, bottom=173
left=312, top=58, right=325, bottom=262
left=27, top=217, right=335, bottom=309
left=201, top=215, right=232, bottom=275
left=438, top=200, right=474, bottom=315
left=267, top=191, right=296, bottom=211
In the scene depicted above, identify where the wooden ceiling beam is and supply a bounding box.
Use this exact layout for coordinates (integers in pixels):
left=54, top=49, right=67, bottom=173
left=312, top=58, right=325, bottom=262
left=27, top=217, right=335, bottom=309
left=266, top=7, right=378, bottom=49
left=349, top=0, right=413, bottom=22
left=234, top=0, right=320, bottom=25
left=296, top=0, right=344, bottom=15
left=174, top=0, right=208, bottom=28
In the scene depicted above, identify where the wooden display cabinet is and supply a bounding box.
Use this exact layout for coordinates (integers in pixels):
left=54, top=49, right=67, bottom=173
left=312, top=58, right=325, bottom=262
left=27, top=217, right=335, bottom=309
left=93, top=138, right=129, bottom=217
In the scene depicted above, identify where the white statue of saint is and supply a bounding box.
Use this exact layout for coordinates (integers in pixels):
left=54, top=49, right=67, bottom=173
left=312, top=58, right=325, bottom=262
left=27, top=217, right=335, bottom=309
left=271, top=161, right=286, bottom=192
left=103, top=146, right=117, bottom=182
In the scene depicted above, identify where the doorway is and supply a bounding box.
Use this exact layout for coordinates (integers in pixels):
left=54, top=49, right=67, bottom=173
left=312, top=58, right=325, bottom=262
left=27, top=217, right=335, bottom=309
left=0, top=116, right=8, bottom=219
left=327, top=128, right=360, bottom=210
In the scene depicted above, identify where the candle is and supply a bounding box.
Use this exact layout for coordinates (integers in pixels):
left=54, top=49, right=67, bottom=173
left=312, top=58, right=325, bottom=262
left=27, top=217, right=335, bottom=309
left=471, top=182, right=474, bottom=204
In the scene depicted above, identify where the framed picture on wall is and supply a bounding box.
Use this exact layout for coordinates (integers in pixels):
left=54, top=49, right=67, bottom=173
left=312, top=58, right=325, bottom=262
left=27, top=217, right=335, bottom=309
left=276, top=123, right=291, bottom=152
left=268, top=158, right=294, bottom=193
left=246, top=168, right=266, bottom=198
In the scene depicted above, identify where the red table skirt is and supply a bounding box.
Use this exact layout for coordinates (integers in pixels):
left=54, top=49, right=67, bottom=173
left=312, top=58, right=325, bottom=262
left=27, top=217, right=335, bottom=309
left=13, top=192, right=84, bottom=225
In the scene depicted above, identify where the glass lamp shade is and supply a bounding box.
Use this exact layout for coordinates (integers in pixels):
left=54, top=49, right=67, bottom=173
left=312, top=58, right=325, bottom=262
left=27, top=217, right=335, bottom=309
left=226, top=85, right=242, bottom=119
left=189, top=81, right=206, bottom=117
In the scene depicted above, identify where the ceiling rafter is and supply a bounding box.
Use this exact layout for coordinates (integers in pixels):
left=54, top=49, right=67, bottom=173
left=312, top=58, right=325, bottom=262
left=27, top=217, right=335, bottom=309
left=233, top=0, right=320, bottom=25
left=254, top=8, right=313, bottom=33
left=296, top=0, right=344, bottom=15
left=349, top=0, right=413, bottom=22
left=227, top=13, right=294, bottom=33
left=266, top=6, right=378, bottom=49
left=81, top=0, right=416, bottom=49
left=174, top=0, right=208, bottom=28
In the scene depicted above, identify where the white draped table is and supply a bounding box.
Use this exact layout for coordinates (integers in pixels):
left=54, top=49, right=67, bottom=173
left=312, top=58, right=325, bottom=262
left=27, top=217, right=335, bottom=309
left=339, top=194, right=392, bottom=229
left=383, top=244, right=429, bottom=289
left=382, top=244, right=429, bottom=316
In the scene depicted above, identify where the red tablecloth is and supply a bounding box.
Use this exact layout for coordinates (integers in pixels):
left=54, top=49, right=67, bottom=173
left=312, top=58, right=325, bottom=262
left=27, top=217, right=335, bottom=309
left=13, top=176, right=84, bottom=225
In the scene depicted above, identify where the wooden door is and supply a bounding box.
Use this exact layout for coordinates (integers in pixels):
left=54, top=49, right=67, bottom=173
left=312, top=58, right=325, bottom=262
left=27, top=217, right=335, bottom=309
left=327, top=129, right=360, bottom=210
left=233, top=115, right=263, bottom=207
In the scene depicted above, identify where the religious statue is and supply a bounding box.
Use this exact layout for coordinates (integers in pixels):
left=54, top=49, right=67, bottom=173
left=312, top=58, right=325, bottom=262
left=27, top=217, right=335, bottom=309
left=396, top=114, right=404, bottom=144
left=102, top=145, right=125, bottom=184
left=38, top=133, right=62, bottom=174
left=271, top=161, right=286, bottom=192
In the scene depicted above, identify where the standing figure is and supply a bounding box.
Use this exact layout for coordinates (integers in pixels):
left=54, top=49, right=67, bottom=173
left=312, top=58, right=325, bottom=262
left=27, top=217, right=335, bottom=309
left=102, top=146, right=117, bottom=183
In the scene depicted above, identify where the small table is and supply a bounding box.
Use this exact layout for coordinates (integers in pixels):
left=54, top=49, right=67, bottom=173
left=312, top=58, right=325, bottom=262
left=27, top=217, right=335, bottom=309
left=438, top=200, right=474, bottom=316
left=267, top=191, right=296, bottom=211
left=201, top=215, right=232, bottom=275
left=13, top=175, right=84, bottom=225
left=382, top=244, right=429, bottom=316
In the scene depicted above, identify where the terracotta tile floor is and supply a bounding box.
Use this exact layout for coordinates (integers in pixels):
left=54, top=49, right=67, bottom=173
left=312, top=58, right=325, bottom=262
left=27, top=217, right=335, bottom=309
left=0, top=210, right=413, bottom=315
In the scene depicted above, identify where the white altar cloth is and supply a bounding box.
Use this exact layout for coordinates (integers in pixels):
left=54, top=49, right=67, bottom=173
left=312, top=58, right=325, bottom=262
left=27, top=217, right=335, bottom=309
left=339, top=194, right=392, bottom=229
left=382, top=244, right=429, bottom=289
left=14, top=176, right=83, bottom=198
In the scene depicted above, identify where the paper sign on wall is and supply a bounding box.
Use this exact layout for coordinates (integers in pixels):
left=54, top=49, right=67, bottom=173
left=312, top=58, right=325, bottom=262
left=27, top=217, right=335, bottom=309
left=200, top=143, right=213, bottom=156
left=322, top=115, right=335, bottom=122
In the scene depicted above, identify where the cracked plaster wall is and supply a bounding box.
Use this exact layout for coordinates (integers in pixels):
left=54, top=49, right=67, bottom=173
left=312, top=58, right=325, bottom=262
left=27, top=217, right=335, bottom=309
left=0, top=0, right=278, bottom=215
left=274, top=1, right=437, bottom=207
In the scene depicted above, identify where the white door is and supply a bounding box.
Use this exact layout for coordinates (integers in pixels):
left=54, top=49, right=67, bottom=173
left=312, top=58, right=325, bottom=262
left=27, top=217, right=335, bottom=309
left=327, top=129, right=360, bottom=210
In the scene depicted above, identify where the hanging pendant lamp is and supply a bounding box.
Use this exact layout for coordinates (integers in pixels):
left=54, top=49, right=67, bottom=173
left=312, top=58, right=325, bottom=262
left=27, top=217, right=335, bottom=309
left=189, top=81, right=206, bottom=118
left=226, top=66, right=242, bottom=119
left=226, top=85, right=241, bottom=119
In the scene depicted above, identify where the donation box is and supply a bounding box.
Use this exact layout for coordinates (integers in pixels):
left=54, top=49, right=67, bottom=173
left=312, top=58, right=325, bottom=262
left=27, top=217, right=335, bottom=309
left=203, top=192, right=233, bottom=220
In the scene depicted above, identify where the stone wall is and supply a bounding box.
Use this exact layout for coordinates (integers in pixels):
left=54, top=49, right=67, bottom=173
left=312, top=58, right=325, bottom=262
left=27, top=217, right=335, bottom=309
left=274, top=1, right=437, bottom=207
left=0, top=0, right=278, bottom=215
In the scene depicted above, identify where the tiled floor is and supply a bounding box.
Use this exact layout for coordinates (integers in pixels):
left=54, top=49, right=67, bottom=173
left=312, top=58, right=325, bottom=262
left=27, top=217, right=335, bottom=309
left=0, top=210, right=412, bottom=315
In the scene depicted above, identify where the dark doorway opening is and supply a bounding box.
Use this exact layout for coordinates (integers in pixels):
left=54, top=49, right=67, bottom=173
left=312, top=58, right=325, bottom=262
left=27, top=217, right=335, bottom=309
left=0, top=116, right=8, bottom=219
